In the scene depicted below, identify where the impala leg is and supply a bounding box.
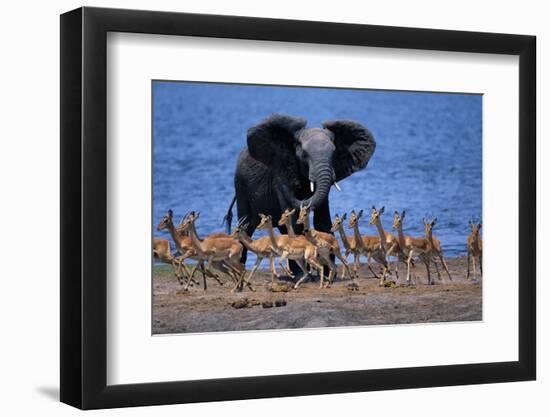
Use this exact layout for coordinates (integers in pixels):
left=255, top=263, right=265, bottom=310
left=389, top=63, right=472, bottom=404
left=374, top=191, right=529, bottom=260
left=278, top=253, right=294, bottom=278
left=228, top=264, right=245, bottom=292
left=425, top=259, right=432, bottom=285
left=183, top=260, right=200, bottom=291
left=367, top=252, right=380, bottom=279
left=241, top=265, right=254, bottom=292
left=379, top=262, right=389, bottom=286
left=336, top=251, right=354, bottom=282
left=472, top=255, right=477, bottom=280
left=199, top=263, right=208, bottom=291
left=367, top=257, right=379, bottom=279
left=432, top=257, right=442, bottom=280
left=378, top=253, right=390, bottom=286
left=177, top=251, right=200, bottom=286
left=467, top=252, right=471, bottom=279
left=319, top=263, right=326, bottom=289
left=386, top=243, right=398, bottom=277
left=439, top=254, right=452, bottom=281
left=246, top=257, right=262, bottom=286
left=294, top=260, right=312, bottom=289
left=206, top=264, right=225, bottom=286
left=269, top=255, right=280, bottom=278
left=269, top=254, right=281, bottom=280
left=393, top=257, right=400, bottom=281
left=175, top=257, right=191, bottom=286
left=187, top=260, right=202, bottom=282
left=171, top=258, right=184, bottom=285
left=322, top=255, right=336, bottom=288
left=406, top=251, right=413, bottom=284
left=181, top=263, right=197, bottom=286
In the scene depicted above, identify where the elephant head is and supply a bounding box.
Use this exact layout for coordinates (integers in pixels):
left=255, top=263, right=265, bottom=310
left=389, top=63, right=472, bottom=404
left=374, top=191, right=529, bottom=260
left=247, top=113, right=376, bottom=209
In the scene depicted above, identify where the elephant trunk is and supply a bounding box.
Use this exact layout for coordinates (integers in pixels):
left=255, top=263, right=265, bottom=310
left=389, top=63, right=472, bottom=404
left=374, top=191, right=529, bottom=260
left=308, top=163, right=333, bottom=210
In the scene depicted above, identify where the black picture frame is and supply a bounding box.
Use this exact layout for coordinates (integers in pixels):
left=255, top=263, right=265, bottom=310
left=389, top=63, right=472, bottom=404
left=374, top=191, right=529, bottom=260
left=60, top=6, right=536, bottom=410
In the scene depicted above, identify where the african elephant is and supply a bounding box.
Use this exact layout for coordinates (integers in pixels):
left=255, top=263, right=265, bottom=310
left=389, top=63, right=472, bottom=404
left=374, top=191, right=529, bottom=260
left=224, top=113, right=376, bottom=268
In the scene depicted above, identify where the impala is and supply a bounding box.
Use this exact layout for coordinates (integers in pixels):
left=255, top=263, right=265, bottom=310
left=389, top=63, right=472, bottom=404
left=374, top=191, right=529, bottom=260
left=278, top=208, right=298, bottom=237
left=232, top=217, right=281, bottom=286
left=156, top=210, right=215, bottom=287
left=334, top=211, right=387, bottom=280
left=176, top=211, right=248, bottom=292
left=467, top=219, right=482, bottom=280
left=368, top=206, right=406, bottom=284
left=257, top=213, right=324, bottom=289
left=422, top=216, right=452, bottom=281
left=392, top=210, right=434, bottom=284
left=297, top=203, right=356, bottom=287
left=152, top=237, right=184, bottom=281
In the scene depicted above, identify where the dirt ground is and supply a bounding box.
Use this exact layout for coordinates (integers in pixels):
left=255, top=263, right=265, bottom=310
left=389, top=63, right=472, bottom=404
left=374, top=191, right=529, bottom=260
left=152, top=256, right=481, bottom=334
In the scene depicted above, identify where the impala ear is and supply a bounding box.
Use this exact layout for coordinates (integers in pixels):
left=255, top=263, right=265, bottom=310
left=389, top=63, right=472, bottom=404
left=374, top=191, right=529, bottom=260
left=358, top=209, right=363, bottom=218
left=342, top=213, right=347, bottom=220
left=167, top=209, right=173, bottom=218
left=432, top=218, right=437, bottom=226
left=247, top=114, right=306, bottom=167
left=379, top=206, right=385, bottom=215
left=402, top=210, right=406, bottom=220
left=478, top=222, right=482, bottom=229
left=322, top=119, right=376, bottom=181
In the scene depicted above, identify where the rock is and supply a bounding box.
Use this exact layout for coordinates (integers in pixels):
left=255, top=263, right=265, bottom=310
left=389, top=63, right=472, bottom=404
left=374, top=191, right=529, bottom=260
left=347, top=282, right=360, bottom=291
left=262, top=301, right=274, bottom=308
left=231, top=299, right=250, bottom=309
left=274, top=300, right=287, bottom=307
left=270, top=282, right=291, bottom=292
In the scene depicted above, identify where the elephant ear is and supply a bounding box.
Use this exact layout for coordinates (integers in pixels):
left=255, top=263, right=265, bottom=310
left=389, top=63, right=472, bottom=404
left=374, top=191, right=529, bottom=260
left=322, top=119, right=376, bottom=181
left=247, top=113, right=307, bottom=167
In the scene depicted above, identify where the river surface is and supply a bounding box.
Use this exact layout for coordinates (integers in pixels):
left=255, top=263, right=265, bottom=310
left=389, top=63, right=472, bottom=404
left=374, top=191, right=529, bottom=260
left=153, top=81, right=482, bottom=265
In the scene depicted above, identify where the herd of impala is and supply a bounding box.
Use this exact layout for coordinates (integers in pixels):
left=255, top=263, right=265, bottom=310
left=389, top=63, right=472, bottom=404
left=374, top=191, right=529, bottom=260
left=153, top=204, right=483, bottom=293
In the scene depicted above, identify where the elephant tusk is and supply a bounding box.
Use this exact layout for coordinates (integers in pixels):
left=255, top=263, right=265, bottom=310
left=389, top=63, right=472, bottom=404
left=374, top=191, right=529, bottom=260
left=334, top=181, right=342, bottom=191
left=310, top=181, right=315, bottom=192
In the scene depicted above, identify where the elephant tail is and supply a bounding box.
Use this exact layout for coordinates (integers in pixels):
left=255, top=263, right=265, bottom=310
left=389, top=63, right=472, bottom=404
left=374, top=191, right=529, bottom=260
left=222, top=195, right=237, bottom=233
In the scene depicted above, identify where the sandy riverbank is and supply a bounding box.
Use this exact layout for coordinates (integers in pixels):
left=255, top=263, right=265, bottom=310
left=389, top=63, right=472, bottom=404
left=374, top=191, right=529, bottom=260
left=152, top=256, right=481, bottom=334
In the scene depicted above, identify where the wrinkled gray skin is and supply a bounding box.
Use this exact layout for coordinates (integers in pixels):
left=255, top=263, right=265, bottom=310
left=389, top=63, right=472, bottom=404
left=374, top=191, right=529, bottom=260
left=224, top=113, right=376, bottom=270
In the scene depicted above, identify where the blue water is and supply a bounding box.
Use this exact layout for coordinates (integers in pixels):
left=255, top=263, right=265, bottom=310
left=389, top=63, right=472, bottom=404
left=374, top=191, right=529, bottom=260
left=153, top=81, right=482, bottom=264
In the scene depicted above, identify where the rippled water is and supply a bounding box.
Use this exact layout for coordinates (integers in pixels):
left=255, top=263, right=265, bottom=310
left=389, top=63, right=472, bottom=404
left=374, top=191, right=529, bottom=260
left=153, top=81, right=481, bottom=263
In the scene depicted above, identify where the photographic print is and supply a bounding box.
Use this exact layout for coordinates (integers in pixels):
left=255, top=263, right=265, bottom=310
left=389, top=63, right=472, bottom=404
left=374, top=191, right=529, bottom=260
left=152, top=81, right=482, bottom=335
